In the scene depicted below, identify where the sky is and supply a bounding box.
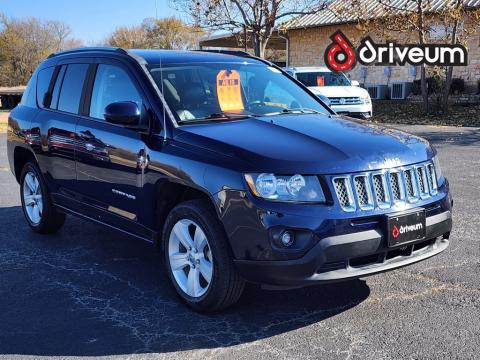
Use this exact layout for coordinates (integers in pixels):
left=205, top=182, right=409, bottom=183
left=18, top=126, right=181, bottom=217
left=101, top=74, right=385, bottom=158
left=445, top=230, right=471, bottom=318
left=1, top=0, right=182, bottom=44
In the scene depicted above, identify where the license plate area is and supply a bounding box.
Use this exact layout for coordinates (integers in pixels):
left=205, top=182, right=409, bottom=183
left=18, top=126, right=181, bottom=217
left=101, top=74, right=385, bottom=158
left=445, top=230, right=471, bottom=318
left=386, top=209, right=426, bottom=247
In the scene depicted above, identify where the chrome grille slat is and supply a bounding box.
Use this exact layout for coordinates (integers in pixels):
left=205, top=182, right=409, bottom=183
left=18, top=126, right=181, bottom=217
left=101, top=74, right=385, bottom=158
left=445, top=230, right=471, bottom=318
left=332, top=162, right=438, bottom=212
left=328, top=97, right=363, bottom=105
left=353, top=175, right=374, bottom=210
left=333, top=176, right=356, bottom=212
left=389, top=171, right=403, bottom=201
left=427, top=163, right=438, bottom=195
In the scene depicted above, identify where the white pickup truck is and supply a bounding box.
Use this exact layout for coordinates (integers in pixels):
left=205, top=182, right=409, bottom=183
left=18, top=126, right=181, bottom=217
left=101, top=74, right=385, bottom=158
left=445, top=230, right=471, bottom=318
left=284, top=66, right=372, bottom=119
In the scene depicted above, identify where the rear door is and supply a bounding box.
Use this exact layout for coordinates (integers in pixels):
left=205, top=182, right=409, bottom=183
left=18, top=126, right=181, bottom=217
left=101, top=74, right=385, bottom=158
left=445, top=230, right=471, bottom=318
left=33, top=60, right=91, bottom=200
left=74, top=58, right=148, bottom=227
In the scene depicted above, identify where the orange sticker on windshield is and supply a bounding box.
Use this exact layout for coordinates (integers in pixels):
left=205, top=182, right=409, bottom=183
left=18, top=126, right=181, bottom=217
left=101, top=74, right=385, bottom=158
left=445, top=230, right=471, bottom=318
left=216, top=70, right=244, bottom=112
left=316, top=76, right=325, bottom=86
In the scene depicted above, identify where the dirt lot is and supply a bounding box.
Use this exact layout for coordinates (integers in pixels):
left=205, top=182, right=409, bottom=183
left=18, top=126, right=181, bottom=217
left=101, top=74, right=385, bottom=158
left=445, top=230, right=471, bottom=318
left=373, top=100, right=480, bottom=127
left=0, top=111, right=8, bottom=132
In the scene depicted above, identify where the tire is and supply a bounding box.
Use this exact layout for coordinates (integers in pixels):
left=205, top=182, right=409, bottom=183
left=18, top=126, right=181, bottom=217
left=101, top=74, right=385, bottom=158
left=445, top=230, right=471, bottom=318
left=163, top=199, right=245, bottom=312
left=20, top=161, right=66, bottom=234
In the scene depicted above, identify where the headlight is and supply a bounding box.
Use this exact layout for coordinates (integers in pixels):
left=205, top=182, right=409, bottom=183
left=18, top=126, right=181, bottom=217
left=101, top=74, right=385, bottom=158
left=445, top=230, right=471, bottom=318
left=244, top=173, right=326, bottom=203
left=432, top=156, right=443, bottom=182
left=362, top=95, right=371, bottom=104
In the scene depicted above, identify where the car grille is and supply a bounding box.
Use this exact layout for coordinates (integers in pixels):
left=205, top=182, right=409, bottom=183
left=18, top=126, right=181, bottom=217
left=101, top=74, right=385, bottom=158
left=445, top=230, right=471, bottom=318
left=332, top=161, right=438, bottom=212
left=328, top=97, right=363, bottom=105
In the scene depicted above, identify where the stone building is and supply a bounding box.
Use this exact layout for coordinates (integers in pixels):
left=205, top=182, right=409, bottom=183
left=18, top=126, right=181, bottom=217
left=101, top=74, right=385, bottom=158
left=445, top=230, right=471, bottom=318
left=284, top=0, right=480, bottom=93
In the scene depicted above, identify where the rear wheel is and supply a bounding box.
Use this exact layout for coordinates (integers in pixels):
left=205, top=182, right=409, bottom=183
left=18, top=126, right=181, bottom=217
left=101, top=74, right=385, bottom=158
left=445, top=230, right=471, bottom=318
left=20, top=162, right=66, bottom=234
left=163, top=199, right=245, bottom=312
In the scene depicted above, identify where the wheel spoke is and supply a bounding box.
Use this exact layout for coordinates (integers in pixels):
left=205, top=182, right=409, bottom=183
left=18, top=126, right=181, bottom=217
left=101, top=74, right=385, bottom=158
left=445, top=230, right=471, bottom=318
left=187, top=267, right=201, bottom=297
left=173, top=221, right=194, bottom=249
left=24, top=195, right=35, bottom=206
left=193, top=227, right=207, bottom=250
left=198, top=258, right=213, bottom=283
left=31, top=205, right=40, bottom=223
left=37, top=199, right=43, bottom=215
left=33, top=177, right=40, bottom=194
left=170, top=252, right=189, bottom=270
left=25, top=174, right=36, bottom=193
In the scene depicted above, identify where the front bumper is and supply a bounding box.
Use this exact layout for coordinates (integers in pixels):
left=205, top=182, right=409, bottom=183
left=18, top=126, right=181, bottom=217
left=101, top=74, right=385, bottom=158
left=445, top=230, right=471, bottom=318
left=234, top=210, right=452, bottom=287
left=331, top=103, right=372, bottom=119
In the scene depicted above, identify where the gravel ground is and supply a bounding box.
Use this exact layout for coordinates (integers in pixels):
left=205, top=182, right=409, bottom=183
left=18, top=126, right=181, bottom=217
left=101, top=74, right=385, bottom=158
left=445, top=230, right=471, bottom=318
left=0, top=125, right=479, bottom=360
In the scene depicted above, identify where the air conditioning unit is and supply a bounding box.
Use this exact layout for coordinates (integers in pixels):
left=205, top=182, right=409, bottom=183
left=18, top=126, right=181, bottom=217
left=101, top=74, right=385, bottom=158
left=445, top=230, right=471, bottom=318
left=391, top=82, right=413, bottom=100
left=367, top=85, right=389, bottom=100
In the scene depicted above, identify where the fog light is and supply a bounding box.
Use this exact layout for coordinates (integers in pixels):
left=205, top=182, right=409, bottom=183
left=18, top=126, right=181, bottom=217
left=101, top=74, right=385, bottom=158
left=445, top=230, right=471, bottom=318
left=281, top=231, right=294, bottom=247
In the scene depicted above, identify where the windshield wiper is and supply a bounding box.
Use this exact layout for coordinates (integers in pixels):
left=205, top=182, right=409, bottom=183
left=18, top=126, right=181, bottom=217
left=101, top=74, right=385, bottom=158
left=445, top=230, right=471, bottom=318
left=178, top=112, right=256, bottom=124
left=265, top=108, right=324, bottom=116
left=203, top=112, right=256, bottom=120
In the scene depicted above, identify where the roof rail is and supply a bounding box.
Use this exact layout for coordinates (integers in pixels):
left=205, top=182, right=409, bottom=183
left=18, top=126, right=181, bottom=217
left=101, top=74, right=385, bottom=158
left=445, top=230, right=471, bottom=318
left=195, top=49, right=252, bottom=58
left=48, top=47, right=127, bottom=59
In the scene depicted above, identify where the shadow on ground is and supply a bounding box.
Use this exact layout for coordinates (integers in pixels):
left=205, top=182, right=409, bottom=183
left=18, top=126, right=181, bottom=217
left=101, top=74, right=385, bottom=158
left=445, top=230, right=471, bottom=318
left=0, top=206, right=370, bottom=356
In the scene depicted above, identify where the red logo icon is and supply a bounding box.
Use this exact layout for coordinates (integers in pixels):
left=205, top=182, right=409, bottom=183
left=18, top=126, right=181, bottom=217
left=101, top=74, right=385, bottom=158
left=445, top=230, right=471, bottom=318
left=324, top=30, right=357, bottom=72
left=392, top=225, right=400, bottom=239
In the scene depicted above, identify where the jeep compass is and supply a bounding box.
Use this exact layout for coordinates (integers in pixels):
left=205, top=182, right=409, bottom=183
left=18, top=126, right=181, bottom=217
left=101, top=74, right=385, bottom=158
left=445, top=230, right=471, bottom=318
left=7, top=48, right=452, bottom=312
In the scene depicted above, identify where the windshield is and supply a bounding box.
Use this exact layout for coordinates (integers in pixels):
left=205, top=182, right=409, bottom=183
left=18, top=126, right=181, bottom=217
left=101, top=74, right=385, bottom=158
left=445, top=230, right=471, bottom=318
left=148, top=62, right=329, bottom=123
left=295, top=71, right=351, bottom=87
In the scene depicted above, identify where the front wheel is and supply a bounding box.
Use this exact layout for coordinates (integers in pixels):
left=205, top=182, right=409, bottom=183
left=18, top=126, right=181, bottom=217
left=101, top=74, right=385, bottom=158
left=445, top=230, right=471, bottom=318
left=20, top=162, right=66, bottom=234
left=163, top=199, right=245, bottom=312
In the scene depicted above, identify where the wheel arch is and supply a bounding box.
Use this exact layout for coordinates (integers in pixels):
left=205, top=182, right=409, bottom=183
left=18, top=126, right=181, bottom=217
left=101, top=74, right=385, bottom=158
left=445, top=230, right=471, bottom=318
left=153, top=179, right=222, bottom=250
left=13, top=146, right=38, bottom=183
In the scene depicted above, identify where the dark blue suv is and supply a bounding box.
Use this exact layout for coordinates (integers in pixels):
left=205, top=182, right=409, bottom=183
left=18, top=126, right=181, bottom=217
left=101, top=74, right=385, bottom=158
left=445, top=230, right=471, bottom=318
left=7, top=48, right=453, bottom=312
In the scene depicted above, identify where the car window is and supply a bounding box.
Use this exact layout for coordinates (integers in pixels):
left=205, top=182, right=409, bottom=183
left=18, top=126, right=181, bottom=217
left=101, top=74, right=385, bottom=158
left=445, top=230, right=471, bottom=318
left=21, top=75, right=37, bottom=108
left=36, top=66, right=55, bottom=108
left=50, top=65, right=67, bottom=110
left=296, top=72, right=351, bottom=87
left=149, top=63, right=329, bottom=123
left=57, top=64, right=89, bottom=114
left=264, top=81, right=297, bottom=108
left=89, top=64, right=142, bottom=120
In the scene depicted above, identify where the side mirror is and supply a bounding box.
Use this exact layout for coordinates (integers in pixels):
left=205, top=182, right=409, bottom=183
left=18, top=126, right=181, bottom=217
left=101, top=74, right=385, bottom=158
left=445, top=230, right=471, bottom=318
left=351, top=80, right=360, bottom=87
left=104, top=101, right=140, bottom=126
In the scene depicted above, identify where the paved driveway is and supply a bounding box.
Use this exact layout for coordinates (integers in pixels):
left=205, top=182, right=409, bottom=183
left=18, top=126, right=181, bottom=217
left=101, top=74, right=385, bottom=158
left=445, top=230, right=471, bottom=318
left=0, top=125, right=479, bottom=360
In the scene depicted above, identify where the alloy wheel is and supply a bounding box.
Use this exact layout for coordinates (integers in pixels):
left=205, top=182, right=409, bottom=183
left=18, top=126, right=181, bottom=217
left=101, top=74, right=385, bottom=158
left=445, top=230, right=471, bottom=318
left=168, top=219, right=213, bottom=298
left=22, top=171, right=43, bottom=225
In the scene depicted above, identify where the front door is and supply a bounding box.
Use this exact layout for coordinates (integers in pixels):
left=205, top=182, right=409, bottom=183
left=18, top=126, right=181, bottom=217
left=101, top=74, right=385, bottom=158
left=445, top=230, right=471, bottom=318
left=74, top=60, right=148, bottom=228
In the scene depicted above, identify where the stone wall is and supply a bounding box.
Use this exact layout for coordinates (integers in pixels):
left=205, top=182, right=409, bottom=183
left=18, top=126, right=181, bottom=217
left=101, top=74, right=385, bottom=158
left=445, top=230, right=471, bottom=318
left=287, top=17, right=480, bottom=93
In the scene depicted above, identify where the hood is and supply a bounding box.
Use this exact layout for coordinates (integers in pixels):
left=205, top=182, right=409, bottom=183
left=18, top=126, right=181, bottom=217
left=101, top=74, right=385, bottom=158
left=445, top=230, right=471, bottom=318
left=174, top=114, right=433, bottom=174
left=309, top=86, right=369, bottom=99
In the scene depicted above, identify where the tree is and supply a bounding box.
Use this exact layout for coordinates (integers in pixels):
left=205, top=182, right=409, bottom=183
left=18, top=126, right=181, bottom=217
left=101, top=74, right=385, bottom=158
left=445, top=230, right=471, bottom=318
left=107, top=25, right=150, bottom=48
left=172, top=0, right=327, bottom=58
left=107, top=17, right=204, bottom=50
left=141, top=17, right=205, bottom=49
left=435, top=2, right=480, bottom=113
left=0, top=14, right=83, bottom=86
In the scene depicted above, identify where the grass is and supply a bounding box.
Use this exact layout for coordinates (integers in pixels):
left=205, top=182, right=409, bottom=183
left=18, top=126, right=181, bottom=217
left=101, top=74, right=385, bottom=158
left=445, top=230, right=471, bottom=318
left=373, top=100, right=480, bottom=127
left=0, top=111, right=9, bottom=132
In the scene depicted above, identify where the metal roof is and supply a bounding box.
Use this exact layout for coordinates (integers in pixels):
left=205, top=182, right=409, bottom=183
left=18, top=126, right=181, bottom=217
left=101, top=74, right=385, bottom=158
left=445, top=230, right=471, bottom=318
left=285, top=0, right=480, bottom=29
